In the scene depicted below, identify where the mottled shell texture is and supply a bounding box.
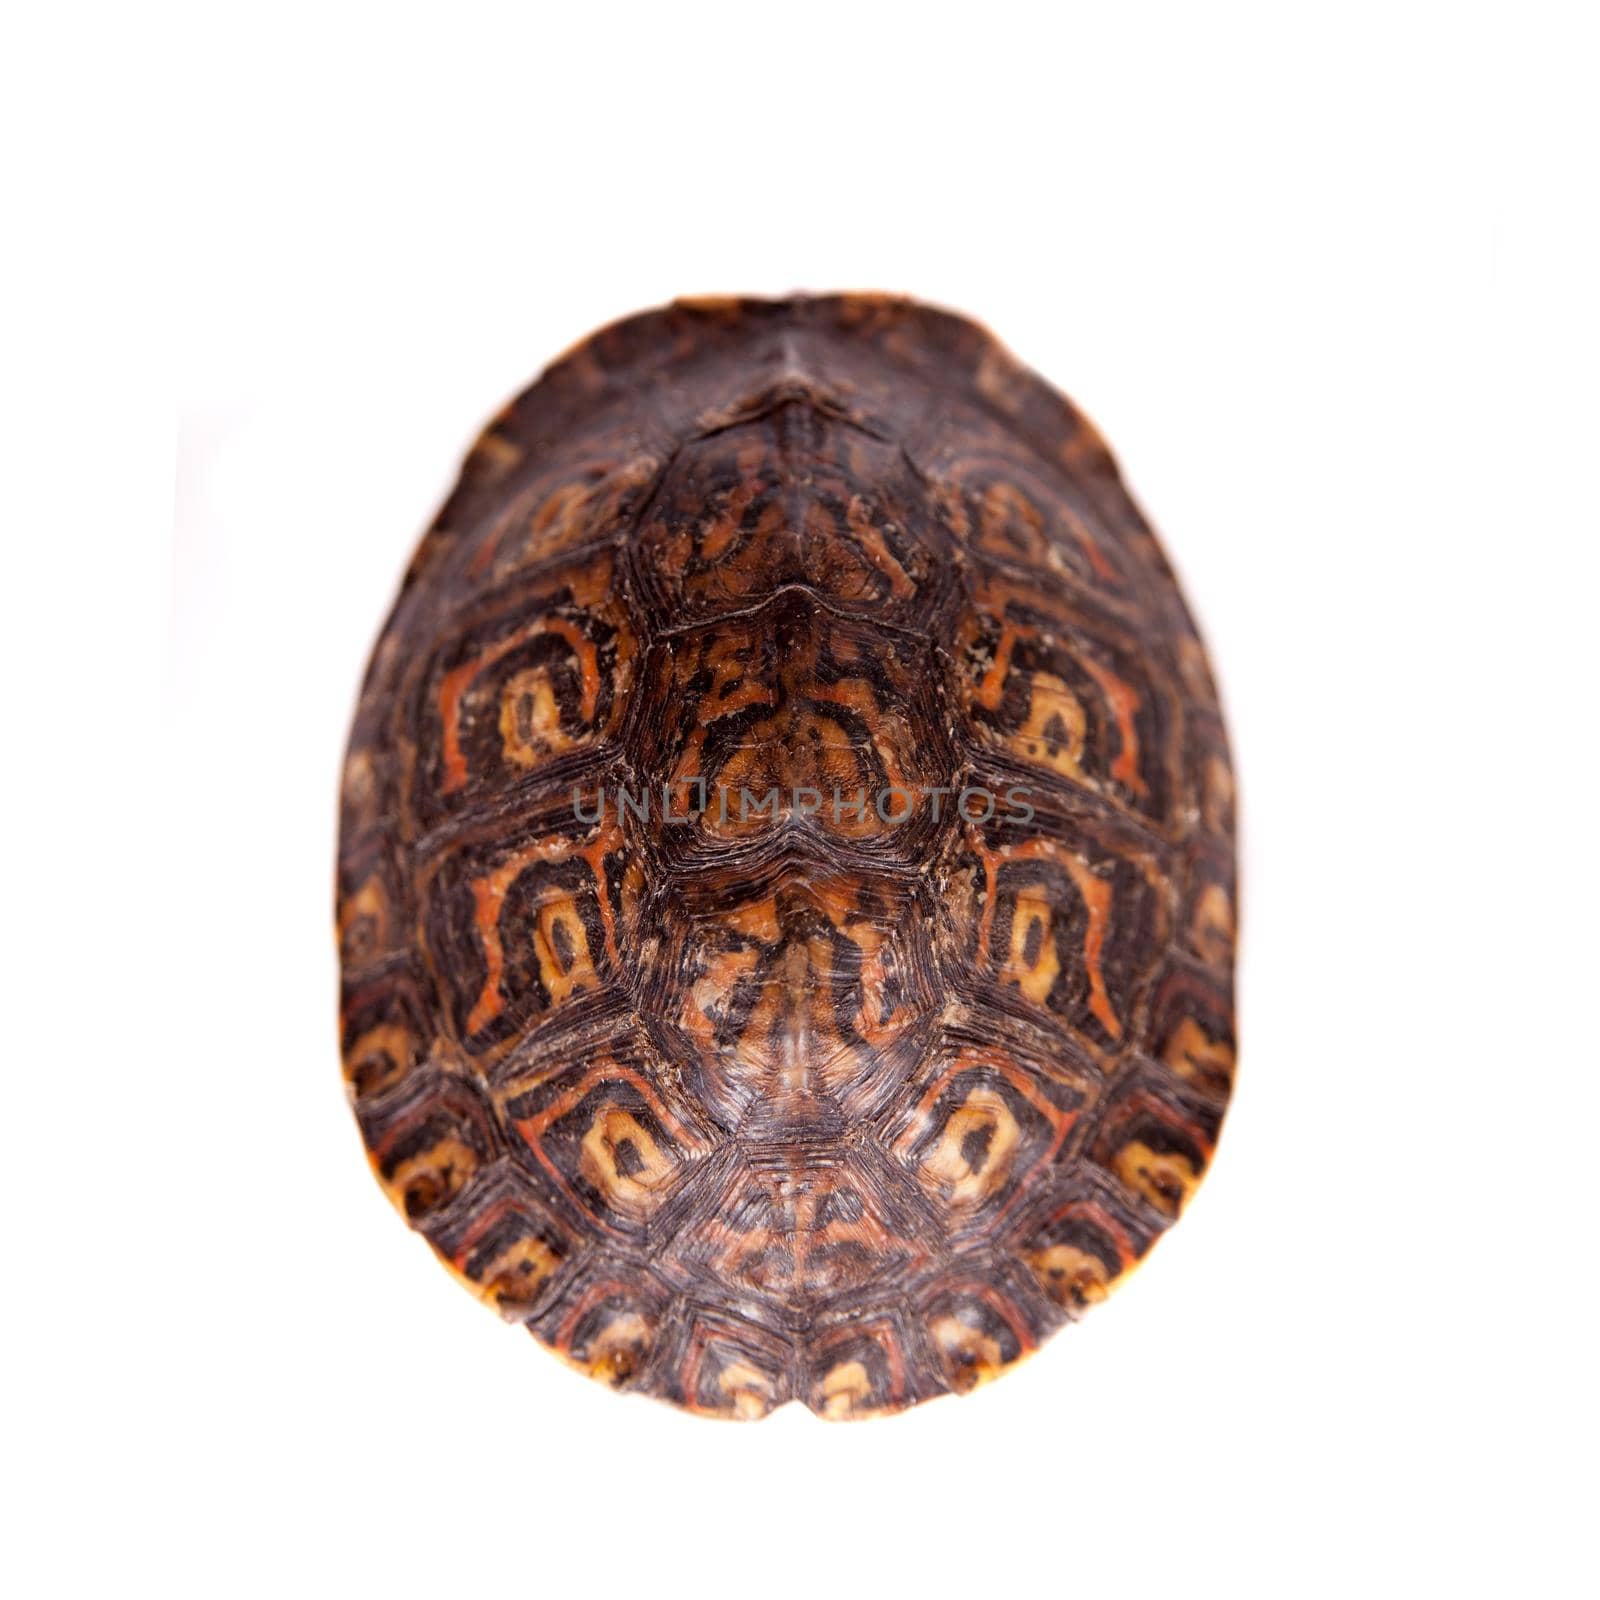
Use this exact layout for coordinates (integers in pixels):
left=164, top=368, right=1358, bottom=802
left=337, top=295, right=1236, bottom=1419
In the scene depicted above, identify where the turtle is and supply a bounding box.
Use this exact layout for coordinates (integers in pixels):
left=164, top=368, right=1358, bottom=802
left=337, top=294, right=1236, bottom=1419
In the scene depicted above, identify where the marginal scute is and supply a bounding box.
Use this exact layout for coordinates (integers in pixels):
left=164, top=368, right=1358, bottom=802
left=359, top=1074, right=502, bottom=1224
left=565, top=1304, right=656, bottom=1388
left=426, top=1165, right=578, bottom=1321
left=670, top=1313, right=795, bottom=1419
left=338, top=294, right=1236, bottom=1417
left=1091, top=1076, right=1223, bottom=1222
left=922, top=1277, right=1038, bottom=1394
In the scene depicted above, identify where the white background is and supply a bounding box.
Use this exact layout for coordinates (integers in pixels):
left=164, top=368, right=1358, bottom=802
left=6, top=3, right=1597, bottom=1596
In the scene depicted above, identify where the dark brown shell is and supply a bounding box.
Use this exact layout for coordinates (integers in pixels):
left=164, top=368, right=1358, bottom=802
left=337, top=295, right=1236, bottom=1418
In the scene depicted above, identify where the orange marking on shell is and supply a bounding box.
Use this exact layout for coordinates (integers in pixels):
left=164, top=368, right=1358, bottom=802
left=465, top=874, right=510, bottom=1034
left=725, top=895, right=782, bottom=942
left=692, top=632, right=775, bottom=720
left=1113, top=1140, right=1200, bottom=1217
left=666, top=730, right=710, bottom=817
left=1060, top=854, right=1122, bottom=1040
left=1102, top=1090, right=1216, bottom=1217
left=1080, top=654, right=1148, bottom=797
left=678, top=1331, right=710, bottom=1409
left=579, top=1106, right=677, bottom=1222
left=816, top=1360, right=874, bottom=1418
left=973, top=624, right=1019, bottom=712
left=1203, top=755, right=1234, bottom=835
left=579, top=834, right=621, bottom=969
left=544, top=616, right=600, bottom=722
left=547, top=1283, right=656, bottom=1385
left=466, top=539, right=496, bottom=579
left=342, top=1020, right=412, bottom=1097
left=437, top=658, right=481, bottom=793
left=878, top=1326, right=907, bottom=1401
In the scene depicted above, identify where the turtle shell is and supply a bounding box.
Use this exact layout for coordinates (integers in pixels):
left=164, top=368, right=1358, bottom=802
left=337, top=295, right=1236, bottom=1418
